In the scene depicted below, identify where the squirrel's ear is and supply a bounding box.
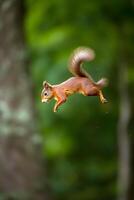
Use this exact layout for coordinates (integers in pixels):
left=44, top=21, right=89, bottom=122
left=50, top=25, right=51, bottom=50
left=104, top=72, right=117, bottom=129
left=43, top=81, right=52, bottom=89
left=43, top=81, right=47, bottom=87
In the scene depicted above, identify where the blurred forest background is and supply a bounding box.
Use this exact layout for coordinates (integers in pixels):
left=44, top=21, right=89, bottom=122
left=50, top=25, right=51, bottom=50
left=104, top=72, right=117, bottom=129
left=0, top=0, right=134, bottom=200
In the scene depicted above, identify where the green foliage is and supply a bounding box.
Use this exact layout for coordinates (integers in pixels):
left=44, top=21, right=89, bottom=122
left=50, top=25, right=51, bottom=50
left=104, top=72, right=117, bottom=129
left=24, top=0, right=134, bottom=199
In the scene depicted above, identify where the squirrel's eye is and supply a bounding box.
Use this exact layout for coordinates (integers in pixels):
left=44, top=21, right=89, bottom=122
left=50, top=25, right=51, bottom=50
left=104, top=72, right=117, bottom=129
left=44, top=92, right=47, bottom=96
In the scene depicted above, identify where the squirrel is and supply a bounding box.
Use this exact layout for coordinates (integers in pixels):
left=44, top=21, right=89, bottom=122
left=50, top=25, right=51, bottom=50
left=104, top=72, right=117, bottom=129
left=41, top=47, right=108, bottom=112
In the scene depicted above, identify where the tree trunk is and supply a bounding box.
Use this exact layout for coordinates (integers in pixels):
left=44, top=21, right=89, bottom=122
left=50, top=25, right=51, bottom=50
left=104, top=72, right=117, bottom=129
left=117, top=60, right=131, bottom=200
left=0, top=0, right=48, bottom=199
left=128, top=144, right=134, bottom=200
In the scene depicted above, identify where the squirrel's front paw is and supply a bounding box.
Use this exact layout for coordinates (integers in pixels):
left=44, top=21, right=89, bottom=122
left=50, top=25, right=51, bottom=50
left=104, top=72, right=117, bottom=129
left=53, top=106, right=58, bottom=112
left=53, top=108, right=57, bottom=112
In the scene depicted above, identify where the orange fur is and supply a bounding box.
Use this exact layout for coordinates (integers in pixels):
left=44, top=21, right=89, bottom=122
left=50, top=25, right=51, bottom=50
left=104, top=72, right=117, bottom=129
left=41, top=47, right=108, bottom=112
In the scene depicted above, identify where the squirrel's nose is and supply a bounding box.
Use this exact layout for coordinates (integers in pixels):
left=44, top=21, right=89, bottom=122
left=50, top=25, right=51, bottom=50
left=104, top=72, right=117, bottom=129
left=41, top=98, right=48, bottom=103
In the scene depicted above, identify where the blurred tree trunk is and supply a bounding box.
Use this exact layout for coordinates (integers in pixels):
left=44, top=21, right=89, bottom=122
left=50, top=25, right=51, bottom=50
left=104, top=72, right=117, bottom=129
left=0, top=0, right=48, bottom=199
left=117, top=45, right=131, bottom=200
left=128, top=144, right=134, bottom=200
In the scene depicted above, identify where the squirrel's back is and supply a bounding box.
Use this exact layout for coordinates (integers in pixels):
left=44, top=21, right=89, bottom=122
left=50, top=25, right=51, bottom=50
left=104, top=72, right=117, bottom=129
left=68, top=47, right=95, bottom=80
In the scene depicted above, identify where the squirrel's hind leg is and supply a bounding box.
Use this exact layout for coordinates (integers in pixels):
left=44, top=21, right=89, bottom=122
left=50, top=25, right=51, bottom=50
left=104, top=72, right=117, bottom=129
left=81, top=84, right=108, bottom=104
left=98, top=90, right=108, bottom=104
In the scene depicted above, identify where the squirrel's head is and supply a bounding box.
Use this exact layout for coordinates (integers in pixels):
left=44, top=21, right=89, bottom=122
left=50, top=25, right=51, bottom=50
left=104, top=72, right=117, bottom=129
left=41, top=81, right=53, bottom=103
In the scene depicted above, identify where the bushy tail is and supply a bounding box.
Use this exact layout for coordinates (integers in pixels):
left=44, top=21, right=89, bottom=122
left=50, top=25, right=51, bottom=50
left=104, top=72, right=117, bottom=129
left=69, top=47, right=95, bottom=82
left=96, top=78, right=108, bottom=88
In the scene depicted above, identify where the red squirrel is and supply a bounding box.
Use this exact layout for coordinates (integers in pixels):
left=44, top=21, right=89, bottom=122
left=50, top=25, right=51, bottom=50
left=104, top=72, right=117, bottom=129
left=41, top=47, right=108, bottom=112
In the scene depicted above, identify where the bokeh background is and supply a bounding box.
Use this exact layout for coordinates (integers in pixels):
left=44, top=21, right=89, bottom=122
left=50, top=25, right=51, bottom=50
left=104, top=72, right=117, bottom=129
left=0, top=0, right=133, bottom=200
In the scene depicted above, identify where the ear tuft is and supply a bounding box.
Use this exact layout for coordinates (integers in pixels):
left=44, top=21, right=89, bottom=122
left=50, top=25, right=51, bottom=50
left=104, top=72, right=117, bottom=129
left=43, top=81, right=47, bottom=87
left=43, top=81, right=52, bottom=89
